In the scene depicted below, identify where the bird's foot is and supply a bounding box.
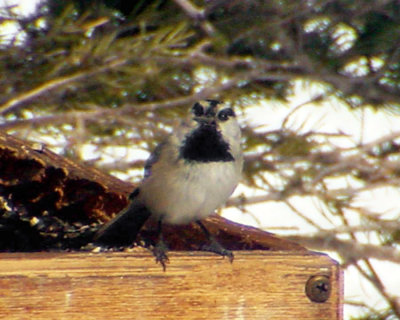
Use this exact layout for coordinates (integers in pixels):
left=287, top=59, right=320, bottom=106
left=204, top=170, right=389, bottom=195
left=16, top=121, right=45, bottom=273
left=153, top=240, right=169, bottom=271
left=201, top=238, right=234, bottom=263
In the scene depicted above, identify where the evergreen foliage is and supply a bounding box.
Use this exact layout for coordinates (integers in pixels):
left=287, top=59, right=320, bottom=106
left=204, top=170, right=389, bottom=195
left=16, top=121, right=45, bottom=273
left=1, top=1, right=400, bottom=318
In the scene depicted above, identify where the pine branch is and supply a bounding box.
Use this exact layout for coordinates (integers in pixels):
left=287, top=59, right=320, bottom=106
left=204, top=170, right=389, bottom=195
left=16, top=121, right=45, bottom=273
left=0, top=58, right=126, bottom=116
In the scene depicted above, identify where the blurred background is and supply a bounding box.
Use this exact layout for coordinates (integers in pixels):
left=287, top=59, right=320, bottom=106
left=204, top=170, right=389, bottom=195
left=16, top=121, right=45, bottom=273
left=1, top=1, right=400, bottom=319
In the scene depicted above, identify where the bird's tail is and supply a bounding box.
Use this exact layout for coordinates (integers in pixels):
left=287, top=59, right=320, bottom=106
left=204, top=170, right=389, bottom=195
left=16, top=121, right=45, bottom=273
left=94, top=200, right=151, bottom=246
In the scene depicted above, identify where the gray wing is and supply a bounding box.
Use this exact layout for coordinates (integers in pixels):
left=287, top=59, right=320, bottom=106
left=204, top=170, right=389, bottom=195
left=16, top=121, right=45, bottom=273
left=144, top=141, right=167, bottom=179
left=144, top=119, right=189, bottom=179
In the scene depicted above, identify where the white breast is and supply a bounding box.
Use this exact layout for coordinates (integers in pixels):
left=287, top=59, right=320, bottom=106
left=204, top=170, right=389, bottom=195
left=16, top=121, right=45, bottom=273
left=138, top=160, right=241, bottom=224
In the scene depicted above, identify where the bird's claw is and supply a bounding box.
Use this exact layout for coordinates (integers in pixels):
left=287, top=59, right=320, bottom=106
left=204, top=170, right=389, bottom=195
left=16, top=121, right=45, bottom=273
left=153, top=240, right=169, bottom=271
left=202, top=239, right=234, bottom=263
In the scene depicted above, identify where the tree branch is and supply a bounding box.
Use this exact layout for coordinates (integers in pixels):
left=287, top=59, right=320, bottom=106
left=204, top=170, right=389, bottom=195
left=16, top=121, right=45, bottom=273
left=286, top=234, right=400, bottom=264
left=0, top=58, right=126, bottom=116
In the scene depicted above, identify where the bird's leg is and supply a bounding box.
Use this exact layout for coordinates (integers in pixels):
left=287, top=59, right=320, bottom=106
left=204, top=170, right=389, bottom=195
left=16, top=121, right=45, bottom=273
left=153, top=218, right=169, bottom=271
left=196, top=220, right=234, bottom=262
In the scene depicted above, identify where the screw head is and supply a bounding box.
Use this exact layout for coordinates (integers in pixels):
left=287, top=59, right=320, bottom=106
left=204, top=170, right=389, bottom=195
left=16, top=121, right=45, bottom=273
left=305, top=275, right=331, bottom=303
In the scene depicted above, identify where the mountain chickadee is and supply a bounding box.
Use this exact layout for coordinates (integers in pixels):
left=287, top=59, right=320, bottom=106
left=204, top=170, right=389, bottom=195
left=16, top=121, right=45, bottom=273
left=95, top=100, right=243, bottom=270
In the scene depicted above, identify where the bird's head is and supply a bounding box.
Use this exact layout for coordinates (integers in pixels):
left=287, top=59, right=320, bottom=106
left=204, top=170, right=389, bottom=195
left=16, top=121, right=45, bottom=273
left=177, top=100, right=241, bottom=163
left=190, top=99, right=241, bottom=144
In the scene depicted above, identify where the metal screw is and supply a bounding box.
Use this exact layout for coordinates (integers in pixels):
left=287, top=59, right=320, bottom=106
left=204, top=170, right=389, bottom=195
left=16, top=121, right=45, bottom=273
left=305, top=275, right=331, bottom=303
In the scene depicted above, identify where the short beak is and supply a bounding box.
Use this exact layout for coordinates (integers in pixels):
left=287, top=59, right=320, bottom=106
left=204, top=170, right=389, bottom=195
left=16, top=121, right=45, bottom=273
left=194, top=116, right=216, bottom=126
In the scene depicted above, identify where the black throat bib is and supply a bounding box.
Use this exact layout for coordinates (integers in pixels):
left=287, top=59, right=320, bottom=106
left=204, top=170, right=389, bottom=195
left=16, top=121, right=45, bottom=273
left=180, top=124, right=234, bottom=163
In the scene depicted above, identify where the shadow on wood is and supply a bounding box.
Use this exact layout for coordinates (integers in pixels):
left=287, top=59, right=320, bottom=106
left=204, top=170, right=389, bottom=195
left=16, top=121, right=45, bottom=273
left=0, top=131, right=304, bottom=252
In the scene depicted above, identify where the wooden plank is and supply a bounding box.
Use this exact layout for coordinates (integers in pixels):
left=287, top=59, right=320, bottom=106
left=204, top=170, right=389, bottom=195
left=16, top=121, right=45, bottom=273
left=0, top=251, right=342, bottom=319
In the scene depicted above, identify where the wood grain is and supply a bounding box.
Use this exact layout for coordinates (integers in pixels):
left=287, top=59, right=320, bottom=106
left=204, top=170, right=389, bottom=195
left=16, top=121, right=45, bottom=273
left=0, top=251, right=342, bottom=319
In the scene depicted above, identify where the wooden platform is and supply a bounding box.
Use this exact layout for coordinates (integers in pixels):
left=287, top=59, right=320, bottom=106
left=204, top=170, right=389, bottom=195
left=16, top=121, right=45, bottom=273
left=0, top=250, right=343, bottom=319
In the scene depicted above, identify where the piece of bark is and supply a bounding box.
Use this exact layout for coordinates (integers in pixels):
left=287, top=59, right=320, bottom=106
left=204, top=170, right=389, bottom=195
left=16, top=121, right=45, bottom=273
left=0, top=131, right=304, bottom=252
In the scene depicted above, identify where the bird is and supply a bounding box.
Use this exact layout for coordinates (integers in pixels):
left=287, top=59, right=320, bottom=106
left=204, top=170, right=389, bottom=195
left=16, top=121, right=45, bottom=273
left=94, top=99, right=243, bottom=270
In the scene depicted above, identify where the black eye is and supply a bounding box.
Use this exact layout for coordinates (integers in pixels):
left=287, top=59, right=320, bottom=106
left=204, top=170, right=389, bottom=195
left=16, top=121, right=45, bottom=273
left=192, top=102, right=204, bottom=117
left=217, top=108, right=235, bottom=121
